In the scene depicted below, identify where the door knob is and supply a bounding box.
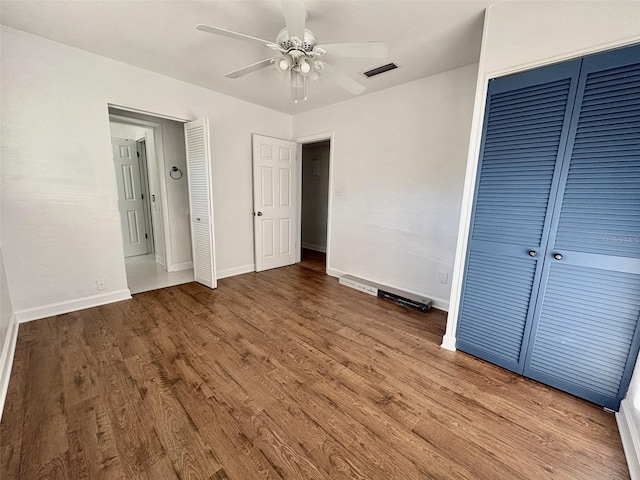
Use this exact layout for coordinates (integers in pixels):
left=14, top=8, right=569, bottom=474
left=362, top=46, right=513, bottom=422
left=528, top=250, right=537, bottom=257
left=256, top=212, right=263, bottom=216
left=554, top=253, right=563, bottom=260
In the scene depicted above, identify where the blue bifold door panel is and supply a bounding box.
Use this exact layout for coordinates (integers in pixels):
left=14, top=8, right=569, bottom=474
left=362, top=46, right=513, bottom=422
left=457, top=60, right=582, bottom=373
left=457, top=43, right=640, bottom=410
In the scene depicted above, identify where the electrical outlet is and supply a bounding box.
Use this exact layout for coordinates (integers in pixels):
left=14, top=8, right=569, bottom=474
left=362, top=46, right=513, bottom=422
left=438, top=272, right=448, bottom=284
left=96, top=279, right=107, bottom=291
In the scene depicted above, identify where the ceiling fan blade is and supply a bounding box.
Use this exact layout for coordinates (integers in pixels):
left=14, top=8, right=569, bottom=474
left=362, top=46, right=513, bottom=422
left=316, top=61, right=366, bottom=96
left=225, top=58, right=276, bottom=79
left=317, top=41, right=388, bottom=59
left=197, top=24, right=274, bottom=48
left=281, top=0, right=306, bottom=41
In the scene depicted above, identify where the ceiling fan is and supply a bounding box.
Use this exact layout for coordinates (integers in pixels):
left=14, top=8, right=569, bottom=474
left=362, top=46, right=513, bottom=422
left=197, top=0, right=388, bottom=103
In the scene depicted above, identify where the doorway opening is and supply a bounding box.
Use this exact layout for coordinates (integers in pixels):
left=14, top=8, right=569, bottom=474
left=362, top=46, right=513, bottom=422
left=300, top=140, right=331, bottom=272
left=108, top=107, right=194, bottom=294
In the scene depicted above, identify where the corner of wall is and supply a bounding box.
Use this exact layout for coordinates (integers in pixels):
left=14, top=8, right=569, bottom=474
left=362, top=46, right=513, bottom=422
left=0, top=246, right=18, bottom=421
left=14, top=289, right=132, bottom=324
left=617, top=399, right=640, bottom=480
left=0, top=313, right=18, bottom=422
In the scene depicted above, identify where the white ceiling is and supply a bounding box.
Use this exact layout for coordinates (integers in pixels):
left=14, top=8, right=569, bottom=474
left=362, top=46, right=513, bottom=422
left=0, top=1, right=496, bottom=115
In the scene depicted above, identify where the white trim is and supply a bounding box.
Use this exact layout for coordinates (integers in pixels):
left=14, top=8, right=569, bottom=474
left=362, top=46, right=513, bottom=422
left=617, top=399, right=640, bottom=480
left=0, top=315, right=18, bottom=422
left=155, top=255, right=165, bottom=267
left=328, top=267, right=449, bottom=311
left=294, top=132, right=335, bottom=275
left=301, top=242, right=326, bottom=253
left=442, top=8, right=490, bottom=353
left=172, top=261, right=193, bottom=272
left=15, top=289, right=131, bottom=324
left=216, top=264, right=255, bottom=280
left=108, top=104, right=190, bottom=123
left=486, top=35, right=640, bottom=81
left=109, top=113, right=176, bottom=273
left=441, top=335, right=457, bottom=352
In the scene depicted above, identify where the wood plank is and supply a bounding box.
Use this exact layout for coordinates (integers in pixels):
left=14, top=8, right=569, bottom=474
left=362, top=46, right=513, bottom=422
left=0, top=334, right=30, bottom=476
left=0, top=255, right=630, bottom=479
left=67, top=396, right=126, bottom=479
left=95, top=352, right=165, bottom=477
left=124, top=355, right=223, bottom=479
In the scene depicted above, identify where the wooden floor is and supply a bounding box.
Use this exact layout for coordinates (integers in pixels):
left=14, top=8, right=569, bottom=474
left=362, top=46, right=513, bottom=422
left=0, top=258, right=630, bottom=479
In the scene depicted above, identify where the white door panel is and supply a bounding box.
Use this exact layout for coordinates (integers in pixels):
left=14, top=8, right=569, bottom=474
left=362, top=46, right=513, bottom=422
left=112, top=137, right=148, bottom=257
left=185, top=119, right=217, bottom=289
left=253, top=134, right=297, bottom=272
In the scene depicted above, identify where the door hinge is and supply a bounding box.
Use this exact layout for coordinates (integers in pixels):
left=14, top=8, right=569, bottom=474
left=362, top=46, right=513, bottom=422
left=141, top=193, right=144, bottom=199
left=145, top=233, right=148, bottom=239
left=137, top=151, right=140, bottom=157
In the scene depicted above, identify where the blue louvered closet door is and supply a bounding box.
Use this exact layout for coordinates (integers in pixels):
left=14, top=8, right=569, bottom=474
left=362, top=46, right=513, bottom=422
left=456, top=61, right=582, bottom=373
left=458, top=43, right=640, bottom=411
left=522, top=44, right=640, bottom=410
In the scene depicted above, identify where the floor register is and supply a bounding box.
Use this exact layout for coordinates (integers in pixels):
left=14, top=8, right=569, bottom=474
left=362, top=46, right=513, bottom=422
left=339, top=274, right=432, bottom=312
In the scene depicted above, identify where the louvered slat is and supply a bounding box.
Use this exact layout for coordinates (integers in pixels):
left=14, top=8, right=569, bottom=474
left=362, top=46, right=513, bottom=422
left=555, top=62, right=640, bottom=258
left=527, top=264, right=640, bottom=399
left=457, top=61, right=580, bottom=372
left=523, top=44, right=640, bottom=410
left=470, top=77, right=573, bottom=246
left=457, top=251, right=538, bottom=368
left=185, top=119, right=217, bottom=289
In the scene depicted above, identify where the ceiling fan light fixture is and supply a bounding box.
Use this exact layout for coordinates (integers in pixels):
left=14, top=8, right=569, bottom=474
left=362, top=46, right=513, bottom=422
left=298, top=57, right=312, bottom=75
left=196, top=2, right=386, bottom=104
left=278, top=55, right=293, bottom=71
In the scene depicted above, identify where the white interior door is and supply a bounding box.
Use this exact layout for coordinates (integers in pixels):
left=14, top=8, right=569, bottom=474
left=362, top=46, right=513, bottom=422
left=252, top=134, right=297, bottom=272
left=112, top=137, right=148, bottom=257
left=184, top=119, right=217, bottom=289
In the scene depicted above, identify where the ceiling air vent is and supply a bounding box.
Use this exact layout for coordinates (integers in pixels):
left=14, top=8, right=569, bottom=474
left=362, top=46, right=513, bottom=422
left=363, top=63, right=398, bottom=78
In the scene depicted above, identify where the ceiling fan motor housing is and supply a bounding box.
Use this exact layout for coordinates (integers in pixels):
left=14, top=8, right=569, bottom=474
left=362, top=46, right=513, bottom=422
left=276, top=28, right=317, bottom=54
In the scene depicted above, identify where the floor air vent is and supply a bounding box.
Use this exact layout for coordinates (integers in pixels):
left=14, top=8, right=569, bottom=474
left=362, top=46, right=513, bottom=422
left=339, top=274, right=432, bottom=312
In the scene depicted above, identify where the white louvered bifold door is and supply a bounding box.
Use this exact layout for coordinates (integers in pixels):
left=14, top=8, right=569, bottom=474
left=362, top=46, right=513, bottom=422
left=185, top=119, right=217, bottom=289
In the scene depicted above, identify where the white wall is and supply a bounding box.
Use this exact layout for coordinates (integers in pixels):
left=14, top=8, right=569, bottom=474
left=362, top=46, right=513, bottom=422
left=1, top=26, right=291, bottom=318
left=293, top=63, right=478, bottom=309
left=110, top=122, right=167, bottom=266
left=110, top=109, right=193, bottom=269
left=109, top=122, right=138, bottom=140
left=482, top=1, right=640, bottom=76
left=301, top=142, right=330, bottom=252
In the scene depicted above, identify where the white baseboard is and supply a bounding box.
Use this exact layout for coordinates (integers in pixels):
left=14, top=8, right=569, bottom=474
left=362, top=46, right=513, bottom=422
left=302, top=243, right=327, bottom=253
left=15, top=289, right=132, bottom=324
left=440, top=334, right=457, bottom=351
left=328, top=268, right=450, bottom=312
left=171, top=261, right=193, bottom=272
left=0, top=314, right=18, bottom=421
left=326, top=267, right=344, bottom=278
left=617, top=399, right=640, bottom=480
left=217, top=264, right=255, bottom=280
